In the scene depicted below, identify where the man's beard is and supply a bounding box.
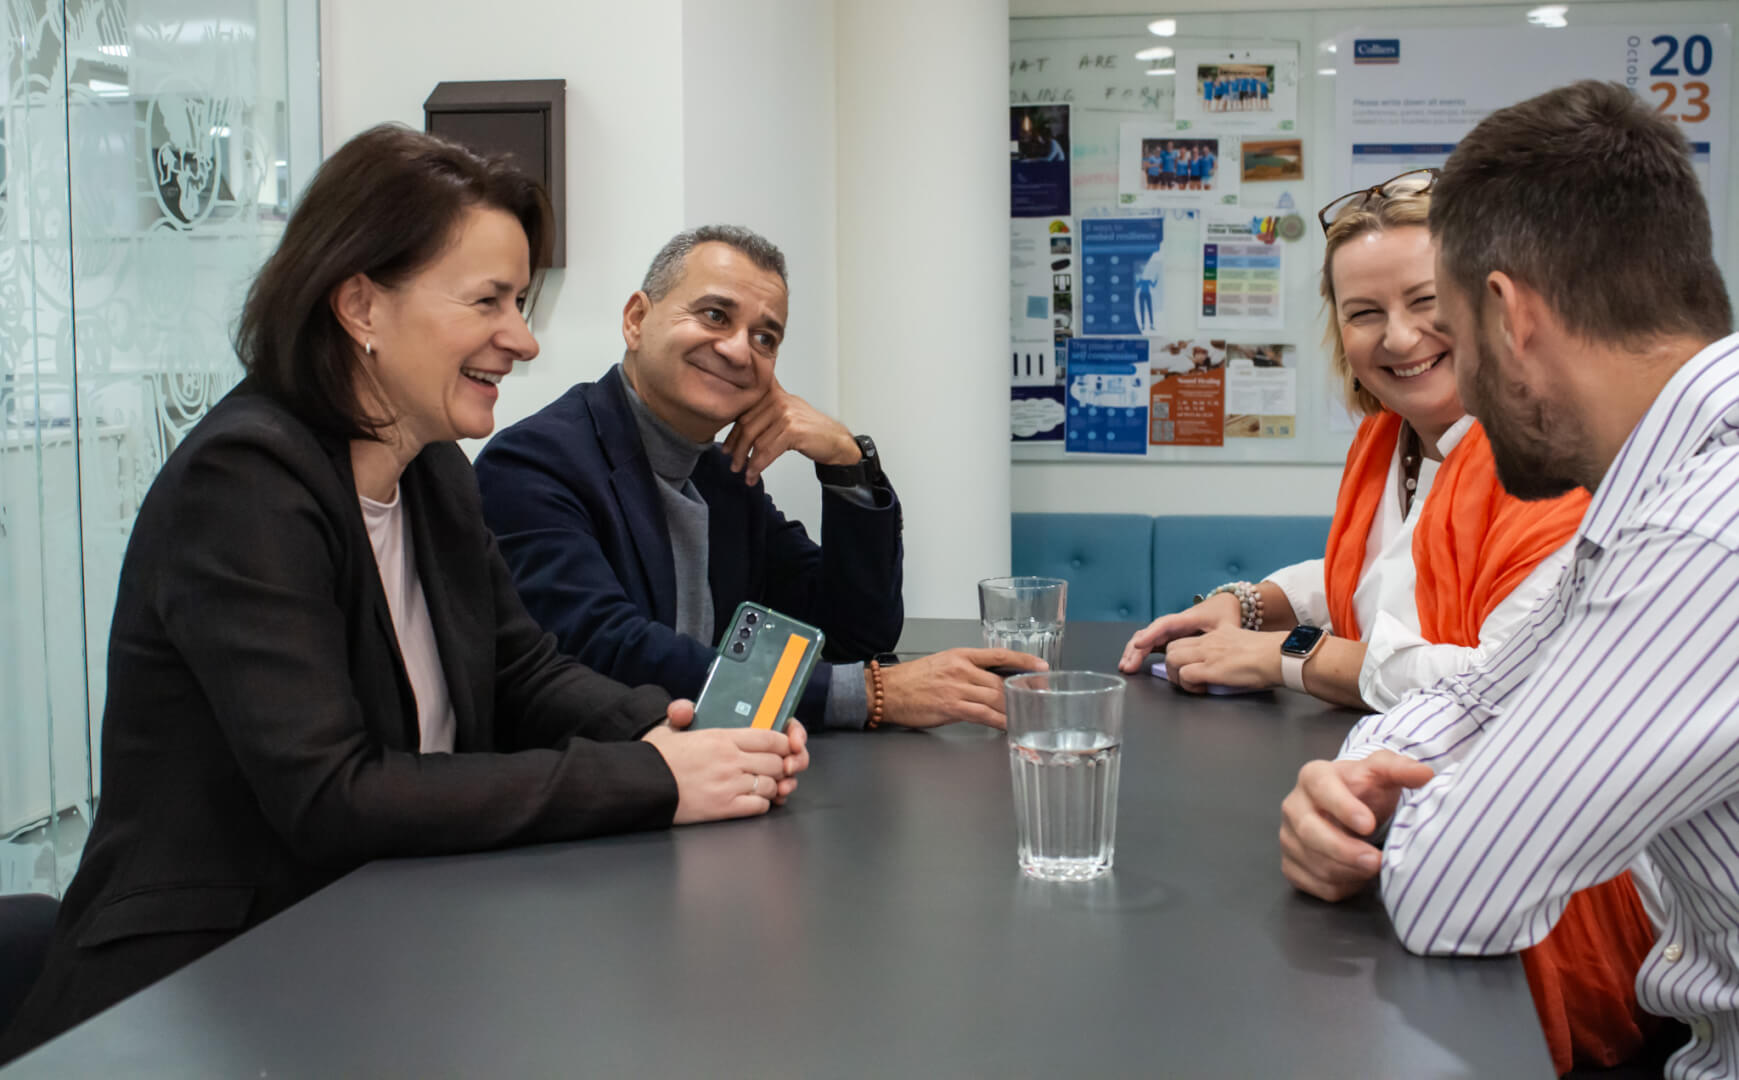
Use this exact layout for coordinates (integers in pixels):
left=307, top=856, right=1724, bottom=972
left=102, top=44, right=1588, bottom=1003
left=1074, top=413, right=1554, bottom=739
left=1469, top=328, right=1584, bottom=501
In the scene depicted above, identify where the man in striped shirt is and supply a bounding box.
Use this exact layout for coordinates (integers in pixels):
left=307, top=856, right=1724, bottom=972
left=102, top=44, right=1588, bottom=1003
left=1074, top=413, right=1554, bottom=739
left=1278, top=80, right=1739, bottom=1079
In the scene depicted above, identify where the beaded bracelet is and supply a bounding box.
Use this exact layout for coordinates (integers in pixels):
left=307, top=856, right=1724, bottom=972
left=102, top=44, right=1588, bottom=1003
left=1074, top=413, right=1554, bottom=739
left=1201, top=581, right=1263, bottom=631
left=867, top=660, right=887, bottom=729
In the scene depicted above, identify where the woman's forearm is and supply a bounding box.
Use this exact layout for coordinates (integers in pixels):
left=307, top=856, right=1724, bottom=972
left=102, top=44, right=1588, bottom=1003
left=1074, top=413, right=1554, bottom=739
left=1300, top=635, right=1371, bottom=710
left=1258, top=580, right=1301, bottom=633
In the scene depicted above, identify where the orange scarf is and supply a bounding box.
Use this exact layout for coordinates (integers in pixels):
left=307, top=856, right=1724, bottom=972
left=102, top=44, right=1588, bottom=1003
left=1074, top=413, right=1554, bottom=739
left=1324, top=412, right=1590, bottom=642
left=1323, top=411, right=1656, bottom=1075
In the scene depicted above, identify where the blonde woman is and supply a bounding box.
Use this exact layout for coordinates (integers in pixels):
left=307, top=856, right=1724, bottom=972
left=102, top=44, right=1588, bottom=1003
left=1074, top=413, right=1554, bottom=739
left=1119, top=171, right=1583, bottom=711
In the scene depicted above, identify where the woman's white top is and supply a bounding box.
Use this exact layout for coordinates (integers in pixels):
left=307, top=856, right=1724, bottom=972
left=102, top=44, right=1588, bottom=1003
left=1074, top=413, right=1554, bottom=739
left=1265, top=415, right=1575, bottom=711
left=359, top=489, right=456, bottom=753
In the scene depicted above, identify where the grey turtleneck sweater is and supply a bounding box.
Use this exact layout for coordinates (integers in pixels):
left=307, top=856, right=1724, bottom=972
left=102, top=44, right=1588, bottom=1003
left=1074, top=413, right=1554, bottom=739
left=621, top=379, right=869, bottom=728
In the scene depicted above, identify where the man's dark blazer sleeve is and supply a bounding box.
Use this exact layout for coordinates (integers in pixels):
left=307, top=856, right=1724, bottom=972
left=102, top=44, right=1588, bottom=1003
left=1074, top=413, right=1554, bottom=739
left=153, top=429, right=678, bottom=868
left=732, top=466, right=904, bottom=665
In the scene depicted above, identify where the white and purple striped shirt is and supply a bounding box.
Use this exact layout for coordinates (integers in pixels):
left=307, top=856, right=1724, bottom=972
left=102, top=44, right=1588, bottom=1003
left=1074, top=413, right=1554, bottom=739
left=1339, top=333, right=1739, bottom=1080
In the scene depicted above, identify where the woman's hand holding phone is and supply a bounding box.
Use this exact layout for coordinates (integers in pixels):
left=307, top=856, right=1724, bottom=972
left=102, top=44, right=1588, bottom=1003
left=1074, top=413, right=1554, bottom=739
left=643, top=707, right=809, bottom=823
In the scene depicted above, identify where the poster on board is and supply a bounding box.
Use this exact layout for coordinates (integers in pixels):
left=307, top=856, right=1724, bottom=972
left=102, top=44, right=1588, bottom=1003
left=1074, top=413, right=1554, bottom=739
left=1174, top=47, right=1299, bottom=133
left=1119, top=122, right=1239, bottom=208
left=1148, top=338, right=1226, bottom=446
left=1011, top=104, right=1072, bottom=217
left=1080, top=216, right=1165, bottom=336
left=1066, top=338, right=1149, bottom=455
left=1011, top=217, right=1073, bottom=339
left=1198, top=208, right=1285, bottom=330
left=1333, top=25, right=1730, bottom=247
left=1224, top=343, right=1297, bottom=438
left=1012, top=385, right=1067, bottom=442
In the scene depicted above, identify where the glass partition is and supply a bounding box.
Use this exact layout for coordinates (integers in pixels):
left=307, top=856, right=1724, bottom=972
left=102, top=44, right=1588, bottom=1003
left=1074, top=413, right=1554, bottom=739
left=0, top=0, right=316, bottom=896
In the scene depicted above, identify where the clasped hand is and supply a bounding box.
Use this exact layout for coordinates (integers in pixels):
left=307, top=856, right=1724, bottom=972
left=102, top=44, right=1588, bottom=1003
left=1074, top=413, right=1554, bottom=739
left=641, top=700, right=810, bottom=824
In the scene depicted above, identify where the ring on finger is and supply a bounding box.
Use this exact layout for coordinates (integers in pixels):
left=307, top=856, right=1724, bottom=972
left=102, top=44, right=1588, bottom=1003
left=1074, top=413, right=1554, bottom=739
left=747, top=773, right=761, bottom=798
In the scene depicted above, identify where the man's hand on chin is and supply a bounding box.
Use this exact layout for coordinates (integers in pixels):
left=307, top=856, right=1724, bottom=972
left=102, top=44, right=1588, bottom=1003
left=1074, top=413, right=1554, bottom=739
left=721, top=376, right=860, bottom=486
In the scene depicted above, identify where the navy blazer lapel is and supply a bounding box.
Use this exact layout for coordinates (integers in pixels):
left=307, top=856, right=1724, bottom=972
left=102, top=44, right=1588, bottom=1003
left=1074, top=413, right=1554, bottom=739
left=589, top=367, right=679, bottom=627
left=401, top=451, right=483, bottom=752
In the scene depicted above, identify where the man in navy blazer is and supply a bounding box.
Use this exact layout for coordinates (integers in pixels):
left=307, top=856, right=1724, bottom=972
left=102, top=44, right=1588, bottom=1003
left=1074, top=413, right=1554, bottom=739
left=475, top=226, right=1041, bottom=729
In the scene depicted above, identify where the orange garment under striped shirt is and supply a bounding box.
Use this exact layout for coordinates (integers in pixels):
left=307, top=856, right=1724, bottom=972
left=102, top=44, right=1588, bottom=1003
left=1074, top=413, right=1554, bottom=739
left=1323, top=410, right=1657, bottom=1075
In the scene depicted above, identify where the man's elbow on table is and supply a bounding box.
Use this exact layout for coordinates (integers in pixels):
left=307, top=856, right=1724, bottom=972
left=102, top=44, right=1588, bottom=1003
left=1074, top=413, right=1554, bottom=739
left=1379, top=855, right=1535, bottom=959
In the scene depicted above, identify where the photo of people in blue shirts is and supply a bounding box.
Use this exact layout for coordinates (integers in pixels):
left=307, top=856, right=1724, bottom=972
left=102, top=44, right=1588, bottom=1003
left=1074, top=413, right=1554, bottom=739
left=1195, top=62, right=1274, bottom=113
left=1137, top=137, right=1220, bottom=194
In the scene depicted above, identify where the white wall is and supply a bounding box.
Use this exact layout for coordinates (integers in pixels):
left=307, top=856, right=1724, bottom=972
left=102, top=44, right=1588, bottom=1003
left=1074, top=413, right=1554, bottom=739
left=839, top=0, right=1013, bottom=618
left=320, top=0, right=688, bottom=442
left=678, top=0, right=838, bottom=533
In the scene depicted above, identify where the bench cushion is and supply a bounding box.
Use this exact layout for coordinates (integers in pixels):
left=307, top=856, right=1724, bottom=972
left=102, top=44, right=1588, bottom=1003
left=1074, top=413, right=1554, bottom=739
left=1150, top=515, right=1331, bottom=618
left=1010, top=513, right=1154, bottom=623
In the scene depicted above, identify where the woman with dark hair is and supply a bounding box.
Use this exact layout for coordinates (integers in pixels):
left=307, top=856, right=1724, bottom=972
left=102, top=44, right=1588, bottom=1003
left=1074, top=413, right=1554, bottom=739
left=0, top=125, right=807, bottom=1060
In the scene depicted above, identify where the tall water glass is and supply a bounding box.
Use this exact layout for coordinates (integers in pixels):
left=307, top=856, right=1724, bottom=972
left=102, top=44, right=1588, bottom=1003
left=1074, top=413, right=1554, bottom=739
left=978, top=576, right=1067, bottom=668
left=1004, top=671, right=1126, bottom=881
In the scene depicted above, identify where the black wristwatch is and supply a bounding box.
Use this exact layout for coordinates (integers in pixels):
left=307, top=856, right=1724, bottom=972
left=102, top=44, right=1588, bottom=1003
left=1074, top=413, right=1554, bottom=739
left=815, top=434, right=884, bottom=487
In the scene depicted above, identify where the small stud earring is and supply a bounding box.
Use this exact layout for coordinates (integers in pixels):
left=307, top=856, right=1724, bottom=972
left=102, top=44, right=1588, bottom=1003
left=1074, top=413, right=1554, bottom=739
left=364, top=341, right=373, bottom=356
left=1352, top=377, right=1361, bottom=391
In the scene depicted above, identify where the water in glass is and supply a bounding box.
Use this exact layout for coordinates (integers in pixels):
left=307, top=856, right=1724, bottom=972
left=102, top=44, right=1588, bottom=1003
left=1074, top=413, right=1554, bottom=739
left=983, top=618, right=1064, bottom=668
left=1009, top=728, right=1121, bottom=881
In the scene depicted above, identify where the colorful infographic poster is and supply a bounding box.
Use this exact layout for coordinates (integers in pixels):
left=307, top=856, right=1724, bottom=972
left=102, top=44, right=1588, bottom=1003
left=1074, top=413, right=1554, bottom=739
left=1065, top=338, right=1149, bottom=455
left=1199, top=207, right=1285, bottom=330
left=1080, top=216, right=1165, bottom=336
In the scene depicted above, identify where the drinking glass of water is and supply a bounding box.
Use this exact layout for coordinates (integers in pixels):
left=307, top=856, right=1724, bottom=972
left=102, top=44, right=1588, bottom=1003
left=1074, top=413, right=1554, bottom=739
left=978, top=576, right=1067, bottom=668
left=1004, top=671, right=1126, bottom=881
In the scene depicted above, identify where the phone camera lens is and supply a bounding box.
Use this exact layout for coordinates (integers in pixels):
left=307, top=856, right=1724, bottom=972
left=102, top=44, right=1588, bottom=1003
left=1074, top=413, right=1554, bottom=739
left=738, top=626, right=753, bottom=639
left=731, top=641, right=746, bottom=655
left=744, top=611, right=759, bottom=626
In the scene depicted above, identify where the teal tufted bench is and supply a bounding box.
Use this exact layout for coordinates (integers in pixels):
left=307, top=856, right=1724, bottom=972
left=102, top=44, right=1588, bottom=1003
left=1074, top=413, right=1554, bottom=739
left=1009, top=513, right=1153, bottom=622
left=1010, top=513, right=1332, bottom=623
left=1149, top=515, right=1332, bottom=618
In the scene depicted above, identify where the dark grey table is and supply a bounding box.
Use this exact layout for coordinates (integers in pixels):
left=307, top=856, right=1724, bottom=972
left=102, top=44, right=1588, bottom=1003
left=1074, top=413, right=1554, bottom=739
left=6, top=621, right=1552, bottom=1078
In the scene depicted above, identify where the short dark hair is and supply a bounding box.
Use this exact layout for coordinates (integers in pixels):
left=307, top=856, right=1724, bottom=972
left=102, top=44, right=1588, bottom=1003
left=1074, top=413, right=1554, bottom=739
left=1430, top=80, right=1731, bottom=346
left=640, top=224, right=787, bottom=302
left=235, top=123, right=553, bottom=440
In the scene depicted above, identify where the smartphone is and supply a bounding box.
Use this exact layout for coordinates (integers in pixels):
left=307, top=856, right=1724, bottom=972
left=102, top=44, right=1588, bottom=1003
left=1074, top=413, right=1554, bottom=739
left=690, top=603, right=825, bottom=733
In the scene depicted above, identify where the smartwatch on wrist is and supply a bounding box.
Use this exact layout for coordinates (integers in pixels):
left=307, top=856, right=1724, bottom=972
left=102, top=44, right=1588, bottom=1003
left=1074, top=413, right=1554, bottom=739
left=814, top=434, right=884, bottom=487
left=1280, top=625, right=1329, bottom=693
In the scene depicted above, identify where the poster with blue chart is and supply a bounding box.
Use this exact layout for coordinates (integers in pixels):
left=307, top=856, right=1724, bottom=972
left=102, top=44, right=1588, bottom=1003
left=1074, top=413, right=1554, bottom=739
left=1066, top=338, right=1149, bottom=455
left=1080, top=216, right=1164, bottom=336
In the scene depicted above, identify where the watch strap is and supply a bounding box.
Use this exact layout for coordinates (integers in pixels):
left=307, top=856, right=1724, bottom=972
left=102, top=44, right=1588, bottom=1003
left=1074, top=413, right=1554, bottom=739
left=1281, top=650, right=1309, bottom=692
left=815, top=434, right=882, bottom=487
left=1280, top=630, right=1325, bottom=693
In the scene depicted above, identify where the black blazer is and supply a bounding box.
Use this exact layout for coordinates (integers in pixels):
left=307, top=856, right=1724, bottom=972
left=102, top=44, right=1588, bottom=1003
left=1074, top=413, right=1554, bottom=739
left=473, top=365, right=904, bottom=723
left=0, top=382, right=678, bottom=1061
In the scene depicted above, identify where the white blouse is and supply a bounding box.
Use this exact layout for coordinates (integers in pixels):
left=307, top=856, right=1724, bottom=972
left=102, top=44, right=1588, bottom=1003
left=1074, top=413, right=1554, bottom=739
left=1265, top=416, right=1576, bottom=711
left=360, top=489, right=456, bottom=754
